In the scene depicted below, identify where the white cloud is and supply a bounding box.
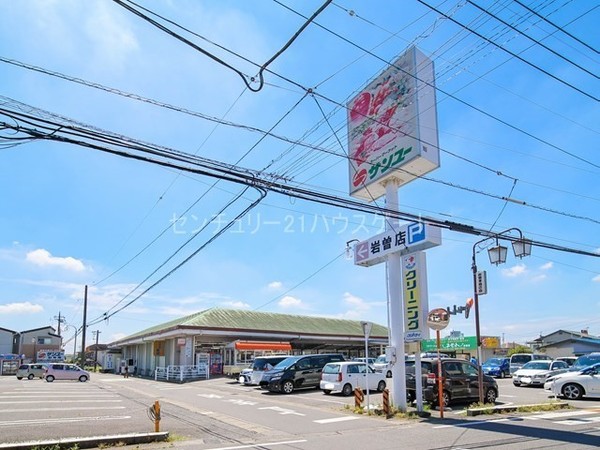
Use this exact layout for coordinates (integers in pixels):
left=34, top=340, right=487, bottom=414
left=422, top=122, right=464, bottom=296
left=26, top=249, right=86, bottom=272
left=342, top=292, right=369, bottom=311
left=267, top=281, right=283, bottom=290
left=593, top=275, right=600, bottom=283
left=530, top=274, right=547, bottom=283
left=501, top=264, right=526, bottom=277
left=278, top=295, right=304, bottom=309
left=0, top=301, right=44, bottom=314
left=540, top=262, right=553, bottom=270
left=220, top=300, right=250, bottom=309
left=85, top=1, right=139, bottom=69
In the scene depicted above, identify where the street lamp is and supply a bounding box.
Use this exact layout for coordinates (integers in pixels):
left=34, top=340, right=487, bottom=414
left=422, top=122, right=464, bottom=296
left=472, top=228, right=531, bottom=403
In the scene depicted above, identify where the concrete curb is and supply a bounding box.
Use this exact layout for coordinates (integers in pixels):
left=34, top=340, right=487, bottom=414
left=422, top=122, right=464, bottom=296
left=0, top=431, right=169, bottom=450
left=466, top=401, right=570, bottom=416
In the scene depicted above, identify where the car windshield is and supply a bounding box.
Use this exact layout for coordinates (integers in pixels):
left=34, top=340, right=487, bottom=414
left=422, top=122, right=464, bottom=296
left=511, top=355, right=532, bottom=364
left=484, top=358, right=504, bottom=366
left=521, top=361, right=551, bottom=370
left=322, top=364, right=341, bottom=374
left=572, top=354, right=600, bottom=370
left=374, top=355, right=387, bottom=364
left=273, top=356, right=300, bottom=370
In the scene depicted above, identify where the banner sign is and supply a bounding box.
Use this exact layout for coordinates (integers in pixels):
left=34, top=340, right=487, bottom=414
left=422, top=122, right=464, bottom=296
left=402, top=252, right=429, bottom=342
left=347, top=46, right=439, bottom=201
left=354, top=222, right=441, bottom=267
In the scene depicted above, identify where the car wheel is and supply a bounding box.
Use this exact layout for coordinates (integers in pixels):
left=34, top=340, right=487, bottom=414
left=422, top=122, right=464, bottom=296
left=323, top=390, right=331, bottom=395
left=79, top=375, right=88, bottom=382
left=46, top=375, right=55, bottom=382
left=434, top=390, right=450, bottom=407
left=386, top=370, right=392, bottom=378
left=499, top=371, right=505, bottom=379
left=27, top=373, right=34, bottom=380
left=16, top=377, right=23, bottom=380
left=342, top=383, right=353, bottom=397
left=377, top=380, right=386, bottom=392
left=281, top=380, right=294, bottom=394
left=562, top=383, right=584, bottom=400
left=406, top=390, right=415, bottom=404
left=485, top=388, right=497, bottom=404
left=513, top=382, right=521, bottom=387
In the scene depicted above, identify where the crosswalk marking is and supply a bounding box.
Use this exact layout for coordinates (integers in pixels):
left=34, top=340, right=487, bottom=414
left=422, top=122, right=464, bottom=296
left=314, top=416, right=361, bottom=424
left=525, top=410, right=597, bottom=420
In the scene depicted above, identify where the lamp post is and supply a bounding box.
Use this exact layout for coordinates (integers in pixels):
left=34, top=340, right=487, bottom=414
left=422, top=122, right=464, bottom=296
left=472, top=227, right=531, bottom=403
left=361, top=321, right=373, bottom=413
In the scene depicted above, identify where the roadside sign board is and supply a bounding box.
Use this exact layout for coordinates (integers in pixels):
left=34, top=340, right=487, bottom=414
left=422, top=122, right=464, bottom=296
left=476, top=270, right=488, bottom=295
left=402, top=252, right=429, bottom=342
left=354, top=222, right=441, bottom=267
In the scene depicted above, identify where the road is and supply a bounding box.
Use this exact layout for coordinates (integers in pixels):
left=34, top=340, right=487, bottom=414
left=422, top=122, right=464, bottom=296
left=1, top=373, right=599, bottom=449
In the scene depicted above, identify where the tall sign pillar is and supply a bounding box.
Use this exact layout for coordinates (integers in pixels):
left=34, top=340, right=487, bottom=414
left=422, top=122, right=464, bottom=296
left=347, top=46, right=440, bottom=412
left=384, top=179, right=407, bottom=410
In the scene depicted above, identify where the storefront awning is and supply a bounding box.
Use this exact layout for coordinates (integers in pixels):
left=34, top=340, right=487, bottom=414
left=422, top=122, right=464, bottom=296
left=234, top=341, right=292, bottom=351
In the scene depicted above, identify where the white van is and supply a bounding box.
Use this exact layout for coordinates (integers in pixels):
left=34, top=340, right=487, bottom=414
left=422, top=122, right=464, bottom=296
left=509, top=353, right=547, bottom=374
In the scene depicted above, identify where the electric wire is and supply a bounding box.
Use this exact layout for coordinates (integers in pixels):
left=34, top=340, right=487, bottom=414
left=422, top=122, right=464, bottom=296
left=87, top=187, right=266, bottom=325
left=416, top=0, right=599, bottom=101
left=465, top=0, right=598, bottom=79
left=1, top=101, right=598, bottom=260
left=2, top=98, right=598, bottom=227
left=272, top=0, right=600, bottom=170
left=112, top=0, right=333, bottom=92
left=513, top=0, right=599, bottom=54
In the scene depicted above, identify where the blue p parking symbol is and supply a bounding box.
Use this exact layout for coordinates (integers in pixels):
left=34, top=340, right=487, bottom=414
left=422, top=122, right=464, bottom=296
left=407, top=222, right=426, bottom=245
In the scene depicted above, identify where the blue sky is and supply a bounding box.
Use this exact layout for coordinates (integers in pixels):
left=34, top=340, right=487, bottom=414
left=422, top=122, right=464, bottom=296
left=0, top=0, right=598, bottom=351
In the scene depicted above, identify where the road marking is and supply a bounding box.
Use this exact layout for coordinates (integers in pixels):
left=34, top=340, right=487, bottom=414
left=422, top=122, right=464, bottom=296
left=556, top=416, right=600, bottom=426
left=0, top=395, right=117, bottom=399
left=258, top=406, right=305, bottom=416
left=0, top=416, right=131, bottom=426
left=0, top=399, right=122, bottom=405
left=0, top=407, right=126, bottom=413
left=205, top=440, right=307, bottom=450
left=525, top=410, right=596, bottom=420
left=198, top=394, right=223, bottom=399
left=314, top=416, right=362, bottom=424
left=434, top=418, right=511, bottom=429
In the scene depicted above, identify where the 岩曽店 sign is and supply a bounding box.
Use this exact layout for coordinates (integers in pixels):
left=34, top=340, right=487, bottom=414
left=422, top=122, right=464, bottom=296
left=354, top=222, right=441, bottom=267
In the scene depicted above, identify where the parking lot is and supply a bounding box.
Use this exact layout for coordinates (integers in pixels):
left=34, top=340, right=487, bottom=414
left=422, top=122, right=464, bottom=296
left=1, top=371, right=599, bottom=448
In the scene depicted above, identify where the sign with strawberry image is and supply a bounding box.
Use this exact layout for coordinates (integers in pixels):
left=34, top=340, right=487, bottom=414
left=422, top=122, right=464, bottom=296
left=347, top=46, right=440, bottom=201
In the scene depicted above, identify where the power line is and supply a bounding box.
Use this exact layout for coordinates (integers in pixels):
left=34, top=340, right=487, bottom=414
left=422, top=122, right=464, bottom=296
left=416, top=0, right=599, bottom=101
left=512, top=0, right=599, bottom=54
left=465, top=0, right=598, bottom=79
left=111, top=0, right=333, bottom=92
left=2, top=99, right=598, bottom=260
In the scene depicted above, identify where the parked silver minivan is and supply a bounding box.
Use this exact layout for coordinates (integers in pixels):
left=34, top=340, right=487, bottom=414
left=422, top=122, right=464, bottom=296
left=509, top=353, right=547, bottom=374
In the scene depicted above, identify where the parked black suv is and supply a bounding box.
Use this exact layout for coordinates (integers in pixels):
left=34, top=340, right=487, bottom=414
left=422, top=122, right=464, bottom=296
left=406, top=357, right=498, bottom=406
left=260, top=354, right=345, bottom=394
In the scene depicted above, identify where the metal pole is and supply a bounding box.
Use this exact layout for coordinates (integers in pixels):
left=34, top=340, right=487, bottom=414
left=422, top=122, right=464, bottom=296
left=364, top=334, right=370, bottom=412
left=80, top=285, right=88, bottom=368
left=436, top=330, right=444, bottom=418
left=472, top=251, right=484, bottom=404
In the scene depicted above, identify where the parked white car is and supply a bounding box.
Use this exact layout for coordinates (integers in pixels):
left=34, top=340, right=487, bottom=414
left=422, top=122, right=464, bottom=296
left=512, top=360, right=569, bottom=387
left=372, top=354, right=392, bottom=378
left=544, top=362, right=600, bottom=400
left=320, top=361, right=386, bottom=396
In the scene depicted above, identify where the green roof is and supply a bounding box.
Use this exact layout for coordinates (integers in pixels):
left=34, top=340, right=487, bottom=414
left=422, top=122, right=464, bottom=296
left=116, top=307, right=388, bottom=342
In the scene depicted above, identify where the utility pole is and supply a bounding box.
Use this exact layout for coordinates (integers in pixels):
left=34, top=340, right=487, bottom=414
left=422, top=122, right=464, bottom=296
left=54, top=311, right=65, bottom=336
left=80, top=285, right=88, bottom=367
left=92, top=330, right=101, bottom=370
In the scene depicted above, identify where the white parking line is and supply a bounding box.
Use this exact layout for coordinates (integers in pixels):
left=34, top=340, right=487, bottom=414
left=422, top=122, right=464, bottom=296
left=0, top=416, right=131, bottom=426
left=314, top=416, right=362, bottom=424
left=555, top=416, right=600, bottom=426
left=0, top=399, right=122, bottom=405
left=0, top=406, right=126, bottom=413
